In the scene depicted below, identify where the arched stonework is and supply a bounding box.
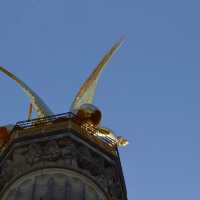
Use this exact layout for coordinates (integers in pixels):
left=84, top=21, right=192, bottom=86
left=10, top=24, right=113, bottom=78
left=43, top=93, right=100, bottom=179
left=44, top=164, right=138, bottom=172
left=1, top=168, right=108, bottom=200
left=0, top=133, right=124, bottom=200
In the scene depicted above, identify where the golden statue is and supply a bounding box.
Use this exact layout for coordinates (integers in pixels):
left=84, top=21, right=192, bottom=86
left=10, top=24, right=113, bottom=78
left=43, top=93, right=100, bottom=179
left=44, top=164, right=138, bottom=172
left=0, top=38, right=128, bottom=147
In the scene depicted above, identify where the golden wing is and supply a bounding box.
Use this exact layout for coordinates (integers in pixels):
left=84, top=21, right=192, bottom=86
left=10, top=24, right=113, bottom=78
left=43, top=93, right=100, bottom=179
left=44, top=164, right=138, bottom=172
left=70, top=38, right=125, bottom=110
left=0, top=66, right=53, bottom=118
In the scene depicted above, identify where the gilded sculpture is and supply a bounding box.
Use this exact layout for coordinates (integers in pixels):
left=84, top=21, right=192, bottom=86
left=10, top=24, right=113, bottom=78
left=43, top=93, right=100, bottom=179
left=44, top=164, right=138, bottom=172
left=0, top=39, right=128, bottom=148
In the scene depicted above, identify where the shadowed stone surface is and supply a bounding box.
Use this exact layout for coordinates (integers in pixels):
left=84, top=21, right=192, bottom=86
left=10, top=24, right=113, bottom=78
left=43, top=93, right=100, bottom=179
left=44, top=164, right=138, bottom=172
left=0, top=131, right=125, bottom=200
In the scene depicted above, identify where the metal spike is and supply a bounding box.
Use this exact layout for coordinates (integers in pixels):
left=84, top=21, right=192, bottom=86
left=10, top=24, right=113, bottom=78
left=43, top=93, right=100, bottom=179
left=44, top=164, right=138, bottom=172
left=71, top=38, right=125, bottom=110
left=0, top=66, right=53, bottom=118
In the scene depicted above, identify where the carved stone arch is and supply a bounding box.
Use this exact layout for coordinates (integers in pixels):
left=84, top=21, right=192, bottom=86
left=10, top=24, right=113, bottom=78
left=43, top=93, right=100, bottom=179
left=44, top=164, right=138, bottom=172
left=1, top=168, right=110, bottom=200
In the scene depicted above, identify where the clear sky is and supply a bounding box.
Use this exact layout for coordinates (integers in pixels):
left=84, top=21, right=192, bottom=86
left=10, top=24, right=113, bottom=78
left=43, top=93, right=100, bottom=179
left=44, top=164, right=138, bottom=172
left=0, top=0, right=200, bottom=199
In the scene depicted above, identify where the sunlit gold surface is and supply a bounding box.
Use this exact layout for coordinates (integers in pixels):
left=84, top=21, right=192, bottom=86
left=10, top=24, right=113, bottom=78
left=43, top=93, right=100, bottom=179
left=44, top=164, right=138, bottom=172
left=96, top=127, right=129, bottom=147
left=0, top=66, right=53, bottom=118
left=0, top=116, right=117, bottom=155
left=76, top=104, right=102, bottom=126
left=71, top=38, right=125, bottom=110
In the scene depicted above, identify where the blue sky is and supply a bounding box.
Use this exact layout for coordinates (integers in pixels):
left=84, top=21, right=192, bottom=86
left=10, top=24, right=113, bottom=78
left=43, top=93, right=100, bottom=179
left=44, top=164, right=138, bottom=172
left=0, top=0, right=200, bottom=199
